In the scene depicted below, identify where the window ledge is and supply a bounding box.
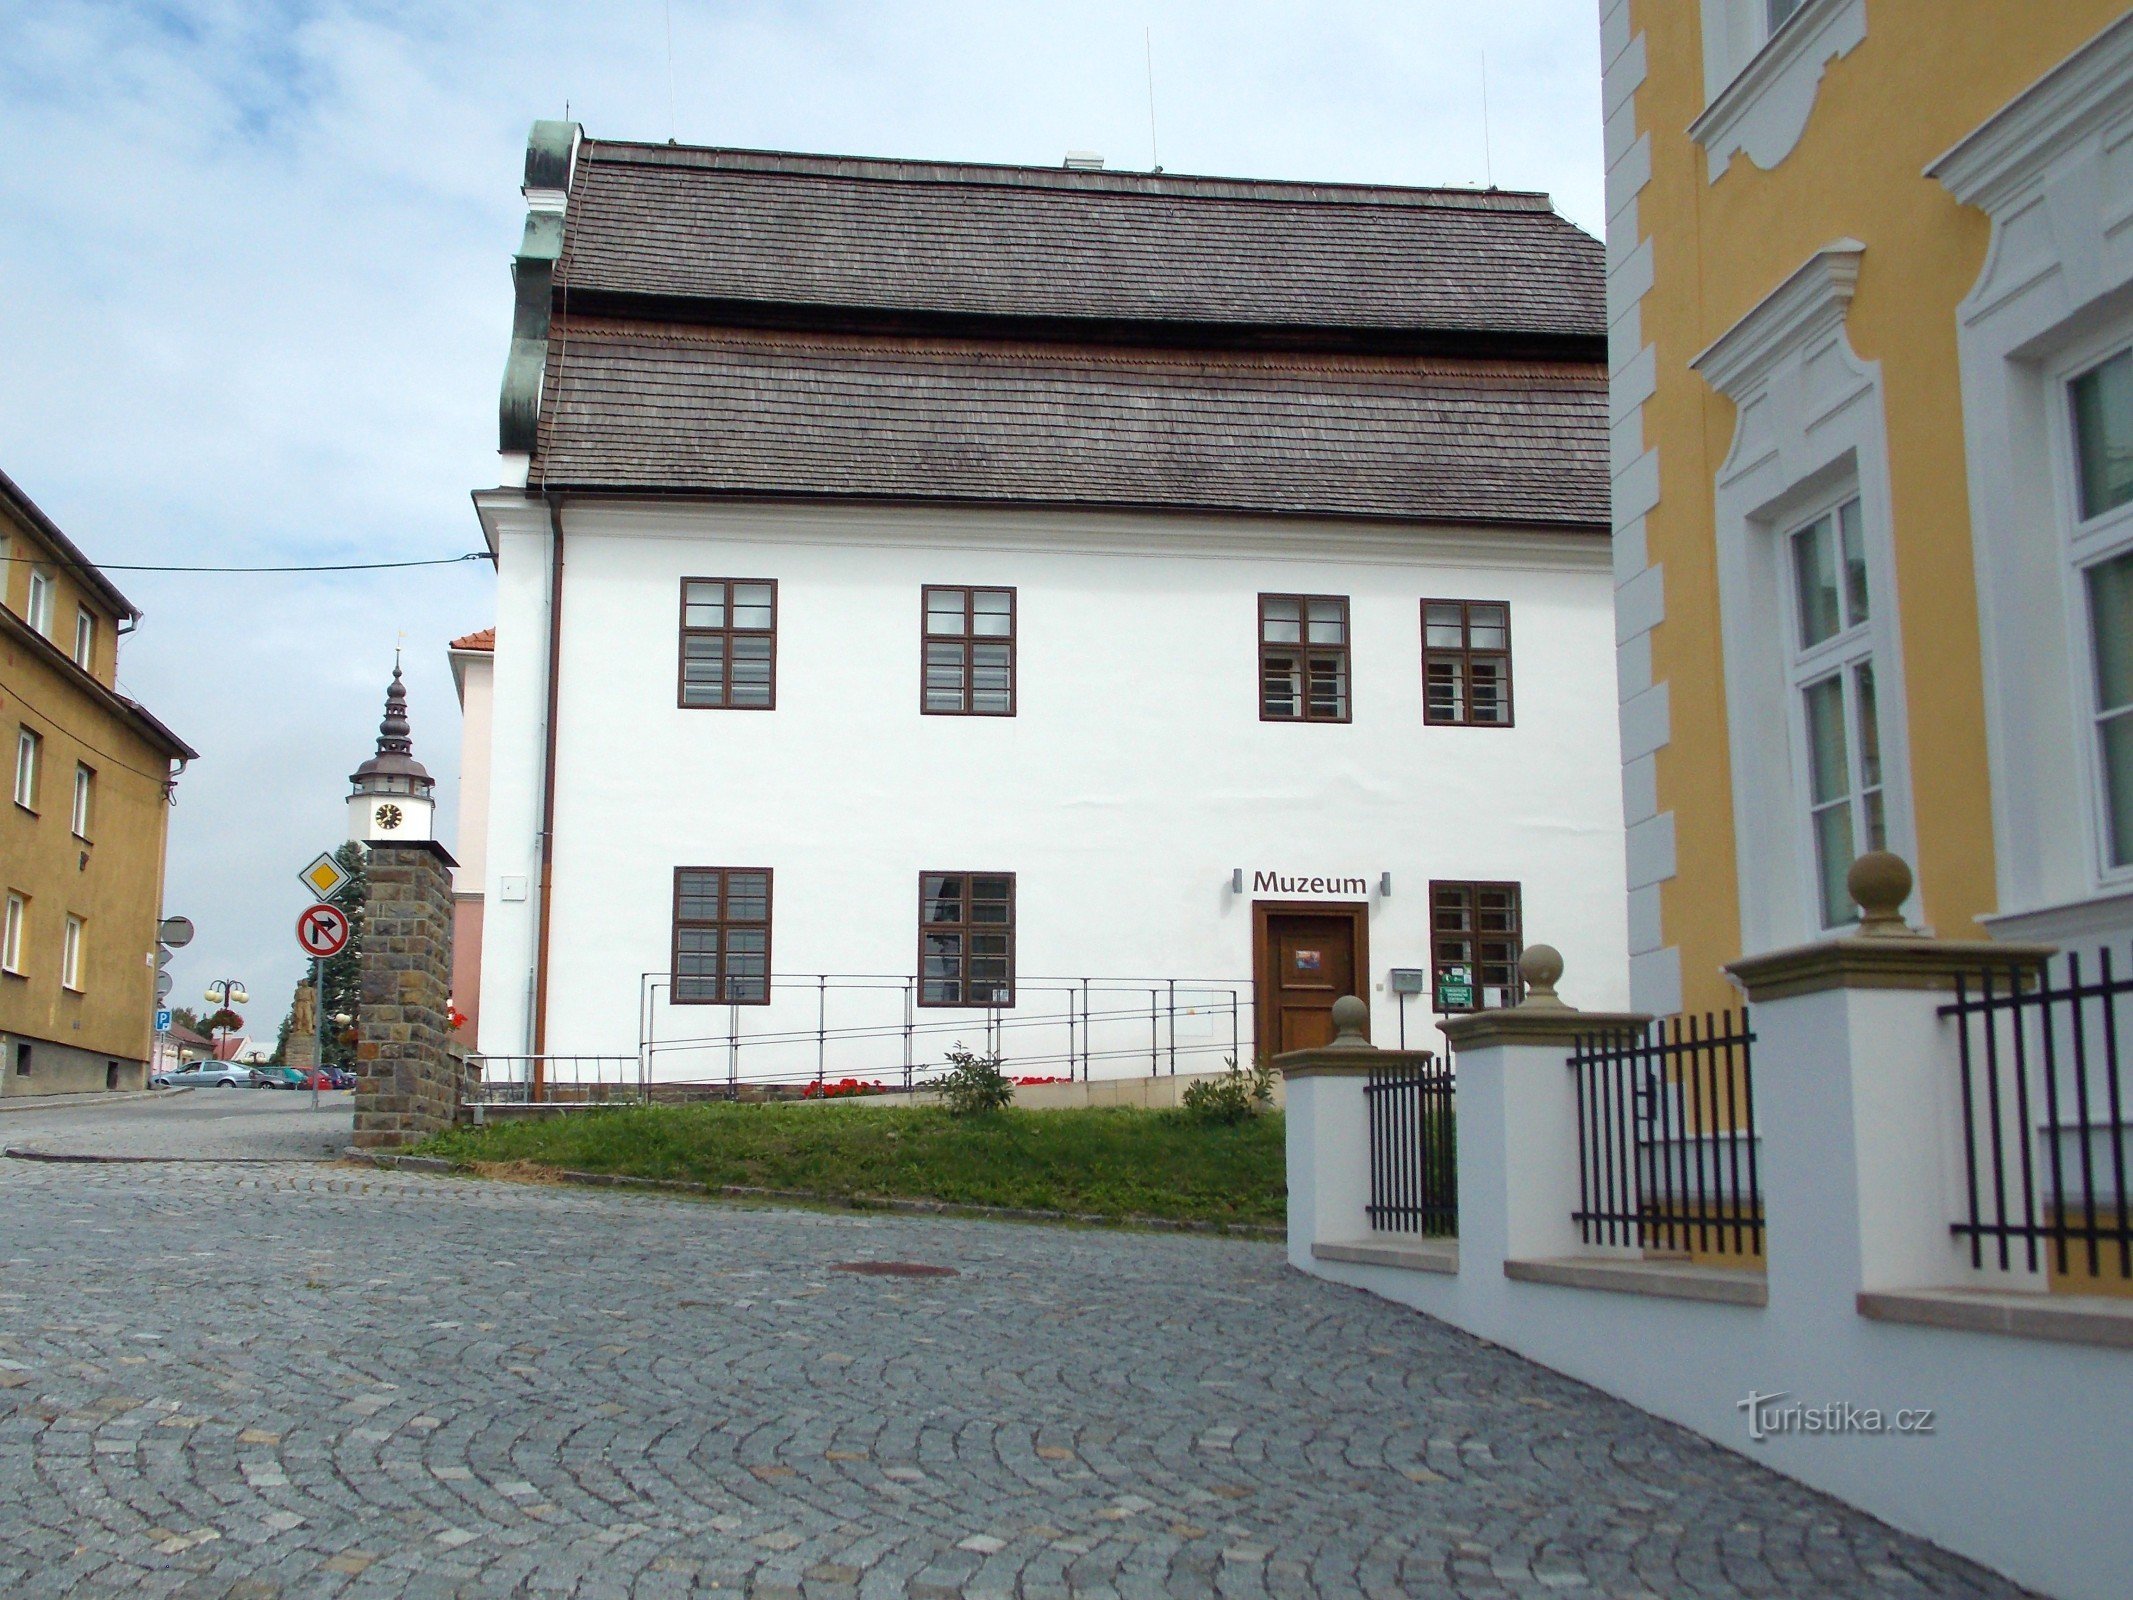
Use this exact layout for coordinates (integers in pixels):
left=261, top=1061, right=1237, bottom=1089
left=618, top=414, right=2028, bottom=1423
left=1688, top=0, right=1866, bottom=183
left=1857, top=1287, right=2133, bottom=1350
left=1314, top=1237, right=1459, bottom=1275
left=1505, top=1255, right=1768, bottom=1306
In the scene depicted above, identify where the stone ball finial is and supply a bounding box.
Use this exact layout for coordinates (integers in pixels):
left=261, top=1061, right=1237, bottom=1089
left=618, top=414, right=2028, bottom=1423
left=1517, top=944, right=1572, bottom=1011
left=1848, top=851, right=1918, bottom=939
left=1328, top=994, right=1372, bottom=1048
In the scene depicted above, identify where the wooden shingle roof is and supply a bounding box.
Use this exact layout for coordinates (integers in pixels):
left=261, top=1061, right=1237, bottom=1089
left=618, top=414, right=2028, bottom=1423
left=559, top=142, right=1605, bottom=346
left=521, top=137, right=1608, bottom=531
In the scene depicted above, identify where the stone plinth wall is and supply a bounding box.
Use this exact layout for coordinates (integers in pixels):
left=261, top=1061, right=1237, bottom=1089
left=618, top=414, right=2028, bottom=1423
left=353, top=842, right=457, bottom=1149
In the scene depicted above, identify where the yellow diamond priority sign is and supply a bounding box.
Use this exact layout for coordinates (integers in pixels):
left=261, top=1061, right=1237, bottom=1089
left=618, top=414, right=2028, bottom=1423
left=300, top=852, right=351, bottom=902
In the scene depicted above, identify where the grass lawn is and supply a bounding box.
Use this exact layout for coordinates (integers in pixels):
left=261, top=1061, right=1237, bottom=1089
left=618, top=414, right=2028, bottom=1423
left=414, top=1102, right=1285, bottom=1227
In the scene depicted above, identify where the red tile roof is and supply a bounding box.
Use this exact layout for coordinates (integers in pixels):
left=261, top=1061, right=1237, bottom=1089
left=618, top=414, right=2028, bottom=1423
left=450, top=628, right=495, bottom=651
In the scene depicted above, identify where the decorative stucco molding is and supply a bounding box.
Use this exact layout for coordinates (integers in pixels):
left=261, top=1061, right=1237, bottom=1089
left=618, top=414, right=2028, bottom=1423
left=1691, top=242, right=1864, bottom=405
left=1601, top=0, right=1681, bottom=1016
left=1928, top=11, right=2133, bottom=217
left=1928, top=13, right=2133, bottom=936
left=1689, top=0, right=1866, bottom=183
left=1691, top=241, right=1921, bottom=952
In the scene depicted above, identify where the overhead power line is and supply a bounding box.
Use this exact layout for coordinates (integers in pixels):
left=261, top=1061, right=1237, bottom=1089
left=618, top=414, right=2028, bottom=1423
left=1, top=552, right=491, bottom=574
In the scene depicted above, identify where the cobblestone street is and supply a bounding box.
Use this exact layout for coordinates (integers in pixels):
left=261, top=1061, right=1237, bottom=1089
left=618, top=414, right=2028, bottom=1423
left=0, top=1161, right=2027, bottom=1599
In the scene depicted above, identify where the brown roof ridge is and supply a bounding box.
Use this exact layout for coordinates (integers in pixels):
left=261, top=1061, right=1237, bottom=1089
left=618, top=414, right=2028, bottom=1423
left=549, top=313, right=1606, bottom=384
left=578, top=137, right=1568, bottom=217
left=450, top=627, right=495, bottom=651
left=0, top=465, right=139, bottom=621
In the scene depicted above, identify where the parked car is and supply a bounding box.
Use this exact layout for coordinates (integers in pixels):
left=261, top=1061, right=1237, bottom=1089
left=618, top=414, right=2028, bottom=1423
left=155, top=1062, right=261, bottom=1089
left=323, top=1066, right=354, bottom=1090
left=253, top=1065, right=304, bottom=1090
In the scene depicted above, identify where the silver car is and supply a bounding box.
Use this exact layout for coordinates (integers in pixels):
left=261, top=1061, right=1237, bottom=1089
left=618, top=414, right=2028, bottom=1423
left=154, top=1062, right=262, bottom=1089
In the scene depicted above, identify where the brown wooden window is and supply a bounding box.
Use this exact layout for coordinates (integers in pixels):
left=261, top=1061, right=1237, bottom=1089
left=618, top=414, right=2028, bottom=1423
left=918, top=872, right=1015, bottom=1007
left=1260, top=594, right=1350, bottom=721
left=679, top=579, right=777, bottom=708
left=1423, top=600, right=1513, bottom=726
left=1430, top=880, right=1522, bottom=1012
left=923, top=587, right=1015, bottom=715
left=672, top=867, right=772, bottom=1004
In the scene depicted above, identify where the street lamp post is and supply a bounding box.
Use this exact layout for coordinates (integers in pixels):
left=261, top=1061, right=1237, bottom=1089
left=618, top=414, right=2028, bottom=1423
left=203, top=978, right=249, bottom=1064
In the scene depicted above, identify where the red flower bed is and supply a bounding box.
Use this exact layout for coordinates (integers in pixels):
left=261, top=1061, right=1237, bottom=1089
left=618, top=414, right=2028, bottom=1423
left=801, top=1077, right=888, bottom=1099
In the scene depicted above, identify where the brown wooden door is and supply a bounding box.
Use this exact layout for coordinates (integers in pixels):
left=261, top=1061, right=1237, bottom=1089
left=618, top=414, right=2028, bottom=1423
left=1255, top=906, right=1367, bottom=1057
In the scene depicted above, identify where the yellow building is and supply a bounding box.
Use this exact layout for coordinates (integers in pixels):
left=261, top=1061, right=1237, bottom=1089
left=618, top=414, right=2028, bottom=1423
left=1602, top=2, right=2133, bottom=1012
left=1, top=469, right=195, bottom=1094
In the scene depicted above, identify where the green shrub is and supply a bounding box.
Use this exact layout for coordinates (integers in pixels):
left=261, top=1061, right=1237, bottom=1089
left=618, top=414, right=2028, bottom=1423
left=933, top=1044, right=1015, bottom=1116
left=1179, top=1055, right=1276, bottom=1125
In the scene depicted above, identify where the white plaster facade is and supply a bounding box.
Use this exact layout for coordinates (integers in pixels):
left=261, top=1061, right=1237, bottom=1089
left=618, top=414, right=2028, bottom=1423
left=1600, top=0, right=1682, bottom=1015
left=471, top=494, right=1630, bottom=1080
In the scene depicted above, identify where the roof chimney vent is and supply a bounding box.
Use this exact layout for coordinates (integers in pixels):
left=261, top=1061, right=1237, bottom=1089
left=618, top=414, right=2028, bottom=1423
left=1062, top=151, right=1105, bottom=171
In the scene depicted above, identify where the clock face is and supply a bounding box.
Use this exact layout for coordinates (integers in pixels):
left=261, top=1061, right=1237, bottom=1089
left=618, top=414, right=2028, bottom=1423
left=375, top=803, right=403, bottom=831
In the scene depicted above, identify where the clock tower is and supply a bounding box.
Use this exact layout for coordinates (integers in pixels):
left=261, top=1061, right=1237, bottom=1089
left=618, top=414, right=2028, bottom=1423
left=347, top=658, right=436, bottom=845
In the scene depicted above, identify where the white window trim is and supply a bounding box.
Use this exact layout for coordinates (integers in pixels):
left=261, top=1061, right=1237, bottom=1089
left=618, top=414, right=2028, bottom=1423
left=1690, top=0, right=1867, bottom=182
left=13, top=726, right=39, bottom=811
left=2, top=893, right=24, bottom=975
left=72, top=606, right=94, bottom=670
left=25, top=568, right=54, bottom=637
left=61, top=915, right=84, bottom=993
left=1929, top=13, right=2133, bottom=942
left=1692, top=240, right=1920, bottom=953
left=71, top=763, right=93, bottom=839
left=1779, top=495, right=1885, bottom=930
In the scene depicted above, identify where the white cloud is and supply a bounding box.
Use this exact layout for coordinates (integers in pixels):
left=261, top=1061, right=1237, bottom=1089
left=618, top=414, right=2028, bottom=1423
left=1, top=0, right=1602, bottom=1030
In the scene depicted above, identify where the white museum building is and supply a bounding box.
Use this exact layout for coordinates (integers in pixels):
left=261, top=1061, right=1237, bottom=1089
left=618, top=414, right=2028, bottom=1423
left=464, top=125, right=1630, bottom=1089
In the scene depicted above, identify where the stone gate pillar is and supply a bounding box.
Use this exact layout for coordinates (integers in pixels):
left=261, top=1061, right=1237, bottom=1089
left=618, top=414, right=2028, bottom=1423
left=352, top=839, right=458, bottom=1149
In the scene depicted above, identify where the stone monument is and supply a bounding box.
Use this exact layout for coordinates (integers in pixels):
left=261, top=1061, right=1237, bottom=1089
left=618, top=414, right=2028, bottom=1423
left=286, top=982, right=318, bottom=1069
left=346, top=660, right=458, bottom=1149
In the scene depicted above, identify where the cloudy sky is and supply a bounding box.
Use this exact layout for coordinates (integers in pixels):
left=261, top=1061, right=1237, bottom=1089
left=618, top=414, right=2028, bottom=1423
left=0, top=0, right=1604, bottom=1036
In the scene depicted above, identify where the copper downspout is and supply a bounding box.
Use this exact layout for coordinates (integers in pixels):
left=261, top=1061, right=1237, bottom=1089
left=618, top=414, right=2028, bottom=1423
left=531, top=491, right=566, bottom=1081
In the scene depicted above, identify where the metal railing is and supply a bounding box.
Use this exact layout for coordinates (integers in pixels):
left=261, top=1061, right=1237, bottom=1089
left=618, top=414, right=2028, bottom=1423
left=1570, top=1011, right=1762, bottom=1259
left=1365, top=1056, right=1456, bottom=1236
left=1944, top=947, right=2132, bottom=1285
left=637, top=972, right=1252, bottom=1093
left=469, top=1056, right=642, bottom=1105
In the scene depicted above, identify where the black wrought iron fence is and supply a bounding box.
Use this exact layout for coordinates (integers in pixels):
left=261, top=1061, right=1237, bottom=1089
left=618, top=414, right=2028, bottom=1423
left=1570, top=1012, right=1762, bottom=1258
left=1943, top=948, right=2131, bottom=1286
left=1365, top=1056, right=1456, bottom=1236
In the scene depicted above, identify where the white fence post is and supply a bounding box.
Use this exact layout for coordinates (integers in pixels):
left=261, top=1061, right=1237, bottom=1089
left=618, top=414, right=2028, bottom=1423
left=1726, top=854, right=2053, bottom=1304
left=1275, top=997, right=1379, bottom=1269
left=1440, top=945, right=1650, bottom=1269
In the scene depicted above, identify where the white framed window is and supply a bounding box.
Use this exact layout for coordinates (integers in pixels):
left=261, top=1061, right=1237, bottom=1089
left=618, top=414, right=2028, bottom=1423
left=1783, top=496, right=1887, bottom=926
left=1691, top=0, right=1867, bottom=179
left=1930, top=15, right=2133, bottom=944
left=72, top=606, right=94, bottom=670
left=2, top=893, right=24, bottom=975
left=25, top=569, right=54, bottom=637
left=2064, top=343, right=2133, bottom=877
left=71, top=763, right=94, bottom=839
left=13, top=726, right=39, bottom=810
left=61, top=915, right=84, bottom=992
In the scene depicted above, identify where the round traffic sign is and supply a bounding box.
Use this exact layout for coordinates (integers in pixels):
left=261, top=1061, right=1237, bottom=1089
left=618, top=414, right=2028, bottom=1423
left=296, top=903, right=352, bottom=958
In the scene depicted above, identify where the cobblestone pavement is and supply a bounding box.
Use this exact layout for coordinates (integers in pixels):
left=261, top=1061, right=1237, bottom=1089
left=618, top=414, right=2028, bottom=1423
left=0, top=1162, right=2029, bottom=1600
left=0, top=1091, right=350, bottom=1161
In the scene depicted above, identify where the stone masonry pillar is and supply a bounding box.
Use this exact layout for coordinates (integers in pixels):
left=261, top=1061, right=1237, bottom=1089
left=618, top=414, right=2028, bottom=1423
left=352, top=840, right=458, bottom=1150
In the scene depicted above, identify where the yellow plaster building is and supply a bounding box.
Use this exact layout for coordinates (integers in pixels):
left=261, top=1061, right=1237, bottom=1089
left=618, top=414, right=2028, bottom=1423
left=1, top=469, right=195, bottom=1094
left=1601, top=2, right=2133, bottom=1013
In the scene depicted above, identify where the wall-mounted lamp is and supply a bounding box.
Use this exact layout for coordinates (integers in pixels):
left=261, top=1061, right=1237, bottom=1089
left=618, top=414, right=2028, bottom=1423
left=1229, top=868, right=1244, bottom=893
left=1378, top=872, right=1393, bottom=897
